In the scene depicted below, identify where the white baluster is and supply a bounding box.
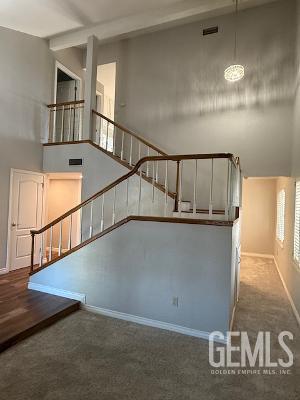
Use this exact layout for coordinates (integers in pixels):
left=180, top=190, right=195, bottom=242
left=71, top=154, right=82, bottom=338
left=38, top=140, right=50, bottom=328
left=112, top=126, right=116, bottom=155
left=50, top=107, right=57, bottom=143
left=193, top=159, right=198, bottom=216
left=89, top=201, right=94, bottom=238
left=79, top=105, right=83, bottom=140
left=100, top=195, right=105, bottom=232
left=179, top=161, right=183, bottom=217
left=164, top=160, right=168, bottom=216
left=39, top=232, right=44, bottom=267
left=112, top=187, right=117, bottom=224
left=209, top=159, right=214, bottom=218
left=129, top=136, right=133, bottom=166
left=138, top=142, right=141, bottom=160
left=146, top=147, right=150, bottom=177
left=68, top=106, right=72, bottom=142
left=49, top=226, right=53, bottom=262
left=106, top=121, right=109, bottom=150
left=80, top=207, right=83, bottom=243
left=155, top=152, right=159, bottom=182
left=68, top=214, right=73, bottom=250
left=121, top=132, right=125, bottom=160
left=74, top=104, right=78, bottom=140
left=98, top=115, right=101, bottom=146
left=138, top=169, right=142, bottom=215
left=48, top=108, right=53, bottom=143
left=58, top=221, right=62, bottom=256
left=152, top=162, right=155, bottom=203
left=225, top=159, right=232, bottom=220
left=71, top=105, right=75, bottom=141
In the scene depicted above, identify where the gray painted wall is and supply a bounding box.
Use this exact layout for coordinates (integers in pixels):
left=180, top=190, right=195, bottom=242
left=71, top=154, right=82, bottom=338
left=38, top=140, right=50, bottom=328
left=43, top=143, right=174, bottom=242
left=0, top=27, right=88, bottom=271
left=293, top=0, right=300, bottom=177
left=30, top=220, right=234, bottom=335
left=93, top=0, right=295, bottom=177
left=0, top=27, right=53, bottom=270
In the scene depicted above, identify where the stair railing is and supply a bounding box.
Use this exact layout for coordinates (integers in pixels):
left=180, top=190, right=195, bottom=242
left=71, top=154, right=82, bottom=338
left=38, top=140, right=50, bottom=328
left=47, top=100, right=85, bottom=143
left=46, top=101, right=167, bottom=167
left=30, top=153, right=241, bottom=273
left=92, top=109, right=166, bottom=164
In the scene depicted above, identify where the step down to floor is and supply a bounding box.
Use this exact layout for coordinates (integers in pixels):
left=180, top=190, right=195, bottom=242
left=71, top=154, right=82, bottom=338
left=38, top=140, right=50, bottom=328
left=0, top=289, right=80, bottom=352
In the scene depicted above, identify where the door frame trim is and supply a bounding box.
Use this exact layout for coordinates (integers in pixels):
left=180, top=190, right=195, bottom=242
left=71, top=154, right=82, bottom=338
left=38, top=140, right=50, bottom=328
left=54, top=61, right=82, bottom=104
left=5, top=169, right=45, bottom=273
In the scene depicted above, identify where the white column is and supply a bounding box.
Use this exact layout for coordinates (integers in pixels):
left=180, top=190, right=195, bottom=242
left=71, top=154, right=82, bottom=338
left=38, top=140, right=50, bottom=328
left=83, top=35, right=98, bottom=140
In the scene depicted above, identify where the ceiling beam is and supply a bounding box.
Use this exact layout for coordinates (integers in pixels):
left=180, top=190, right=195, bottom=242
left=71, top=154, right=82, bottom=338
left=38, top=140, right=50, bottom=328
left=49, top=0, right=274, bottom=51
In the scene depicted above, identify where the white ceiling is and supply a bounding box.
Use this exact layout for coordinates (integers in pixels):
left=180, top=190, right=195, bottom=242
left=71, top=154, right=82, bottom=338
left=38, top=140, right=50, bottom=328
left=0, top=0, right=187, bottom=38
left=0, top=0, right=277, bottom=46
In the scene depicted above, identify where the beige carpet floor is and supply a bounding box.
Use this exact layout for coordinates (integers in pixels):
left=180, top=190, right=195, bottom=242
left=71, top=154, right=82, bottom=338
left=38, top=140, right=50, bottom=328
left=0, top=256, right=299, bottom=400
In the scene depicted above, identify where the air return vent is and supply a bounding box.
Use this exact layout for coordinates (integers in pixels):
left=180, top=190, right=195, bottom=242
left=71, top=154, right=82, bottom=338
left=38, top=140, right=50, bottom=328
left=203, top=26, right=218, bottom=36
left=69, top=158, right=83, bottom=166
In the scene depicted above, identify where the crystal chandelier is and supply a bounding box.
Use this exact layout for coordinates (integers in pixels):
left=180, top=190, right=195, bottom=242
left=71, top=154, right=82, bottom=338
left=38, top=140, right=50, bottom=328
left=224, top=0, right=244, bottom=82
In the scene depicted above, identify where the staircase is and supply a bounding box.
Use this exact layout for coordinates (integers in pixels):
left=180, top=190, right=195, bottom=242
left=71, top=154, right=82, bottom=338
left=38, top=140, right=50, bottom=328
left=30, top=100, right=242, bottom=273
left=46, top=100, right=175, bottom=201
left=26, top=99, right=242, bottom=340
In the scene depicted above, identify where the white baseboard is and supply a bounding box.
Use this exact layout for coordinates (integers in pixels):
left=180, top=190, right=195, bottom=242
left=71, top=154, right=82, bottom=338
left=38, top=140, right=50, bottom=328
left=28, top=282, right=86, bottom=304
left=82, top=303, right=228, bottom=344
left=241, top=252, right=274, bottom=259
left=0, top=267, right=9, bottom=275
left=272, top=257, right=300, bottom=328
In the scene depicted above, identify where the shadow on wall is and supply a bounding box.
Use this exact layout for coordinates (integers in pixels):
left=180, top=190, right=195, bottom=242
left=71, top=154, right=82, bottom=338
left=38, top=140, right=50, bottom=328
left=119, top=0, right=295, bottom=122
left=155, top=52, right=295, bottom=120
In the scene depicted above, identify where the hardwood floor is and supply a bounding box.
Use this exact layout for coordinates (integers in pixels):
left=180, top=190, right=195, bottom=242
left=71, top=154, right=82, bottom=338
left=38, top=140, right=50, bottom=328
left=0, top=267, right=80, bottom=352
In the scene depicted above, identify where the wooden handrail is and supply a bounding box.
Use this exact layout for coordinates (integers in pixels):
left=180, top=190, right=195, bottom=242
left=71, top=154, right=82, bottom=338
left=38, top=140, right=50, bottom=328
left=92, top=109, right=167, bottom=156
left=46, top=101, right=166, bottom=157
left=31, top=153, right=235, bottom=235
left=47, top=100, right=85, bottom=108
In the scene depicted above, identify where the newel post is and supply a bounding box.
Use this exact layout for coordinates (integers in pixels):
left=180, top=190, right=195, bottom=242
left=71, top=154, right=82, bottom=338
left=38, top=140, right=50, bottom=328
left=83, top=35, right=98, bottom=140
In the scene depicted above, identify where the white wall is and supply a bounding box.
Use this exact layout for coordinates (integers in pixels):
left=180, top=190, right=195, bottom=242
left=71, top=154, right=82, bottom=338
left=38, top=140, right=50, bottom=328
left=293, top=0, right=300, bottom=177
left=241, top=178, right=276, bottom=255
left=43, top=143, right=174, bottom=241
left=0, top=27, right=53, bottom=271
left=274, top=177, right=300, bottom=324
left=29, top=220, right=234, bottom=336
left=0, top=27, right=90, bottom=271
left=91, top=0, right=295, bottom=177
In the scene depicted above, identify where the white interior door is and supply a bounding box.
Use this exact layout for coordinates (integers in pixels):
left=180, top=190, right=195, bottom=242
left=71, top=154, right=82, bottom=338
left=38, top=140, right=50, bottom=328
left=8, top=170, right=44, bottom=270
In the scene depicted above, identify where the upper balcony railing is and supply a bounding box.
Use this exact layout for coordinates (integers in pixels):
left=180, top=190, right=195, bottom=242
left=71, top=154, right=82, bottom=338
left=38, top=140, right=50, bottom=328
left=47, top=100, right=85, bottom=143
left=47, top=100, right=166, bottom=164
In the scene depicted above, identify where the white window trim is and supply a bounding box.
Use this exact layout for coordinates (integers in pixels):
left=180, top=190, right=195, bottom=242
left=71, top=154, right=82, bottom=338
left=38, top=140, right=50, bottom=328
left=293, top=181, right=300, bottom=268
left=276, top=189, right=285, bottom=245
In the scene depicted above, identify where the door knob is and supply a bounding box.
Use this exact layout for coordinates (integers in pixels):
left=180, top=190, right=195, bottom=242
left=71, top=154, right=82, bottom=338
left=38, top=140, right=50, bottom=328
left=11, top=222, right=17, bottom=227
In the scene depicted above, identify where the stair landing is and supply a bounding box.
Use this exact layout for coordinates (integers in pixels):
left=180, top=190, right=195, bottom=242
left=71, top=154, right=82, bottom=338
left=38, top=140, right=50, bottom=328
left=0, top=267, right=80, bottom=352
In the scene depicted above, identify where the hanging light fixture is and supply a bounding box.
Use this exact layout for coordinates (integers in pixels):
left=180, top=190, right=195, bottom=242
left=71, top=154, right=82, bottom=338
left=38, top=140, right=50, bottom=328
left=224, top=0, right=244, bottom=82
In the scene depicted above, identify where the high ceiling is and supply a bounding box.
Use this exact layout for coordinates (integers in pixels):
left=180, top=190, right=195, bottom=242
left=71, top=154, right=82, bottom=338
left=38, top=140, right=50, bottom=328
left=0, top=0, right=191, bottom=38
left=0, top=0, right=277, bottom=46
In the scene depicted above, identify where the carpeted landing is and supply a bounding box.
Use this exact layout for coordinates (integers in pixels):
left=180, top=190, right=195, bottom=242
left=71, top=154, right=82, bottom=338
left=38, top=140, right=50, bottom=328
left=0, top=256, right=299, bottom=399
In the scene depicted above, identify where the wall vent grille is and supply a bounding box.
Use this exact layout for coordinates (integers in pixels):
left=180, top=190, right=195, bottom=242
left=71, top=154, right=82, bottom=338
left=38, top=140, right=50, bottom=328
left=203, top=26, right=218, bottom=36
